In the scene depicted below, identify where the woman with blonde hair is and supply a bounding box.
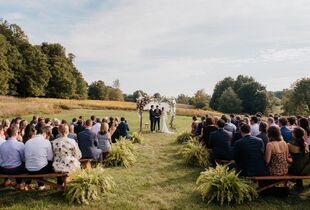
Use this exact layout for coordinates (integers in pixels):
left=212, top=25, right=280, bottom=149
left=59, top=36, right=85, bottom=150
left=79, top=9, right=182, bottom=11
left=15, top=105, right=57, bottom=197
left=97, top=122, right=112, bottom=163
left=52, top=124, right=81, bottom=174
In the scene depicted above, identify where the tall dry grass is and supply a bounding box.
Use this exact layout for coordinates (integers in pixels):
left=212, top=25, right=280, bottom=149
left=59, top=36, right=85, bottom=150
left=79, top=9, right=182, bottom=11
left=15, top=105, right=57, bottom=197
left=0, top=96, right=222, bottom=117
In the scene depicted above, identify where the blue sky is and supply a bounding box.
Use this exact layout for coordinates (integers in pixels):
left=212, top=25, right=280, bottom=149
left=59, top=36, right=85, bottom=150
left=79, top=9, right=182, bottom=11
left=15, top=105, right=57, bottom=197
left=1, top=0, right=310, bottom=97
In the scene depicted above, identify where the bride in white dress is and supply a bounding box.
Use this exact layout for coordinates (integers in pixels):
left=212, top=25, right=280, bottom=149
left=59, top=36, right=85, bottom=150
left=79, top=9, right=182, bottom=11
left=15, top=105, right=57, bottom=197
left=160, top=107, right=174, bottom=134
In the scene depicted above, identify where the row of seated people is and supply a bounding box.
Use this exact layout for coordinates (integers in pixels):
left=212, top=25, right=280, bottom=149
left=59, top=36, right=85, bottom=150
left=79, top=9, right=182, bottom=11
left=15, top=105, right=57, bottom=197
left=0, top=115, right=130, bottom=191
left=191, top=115, right=310, bottom=191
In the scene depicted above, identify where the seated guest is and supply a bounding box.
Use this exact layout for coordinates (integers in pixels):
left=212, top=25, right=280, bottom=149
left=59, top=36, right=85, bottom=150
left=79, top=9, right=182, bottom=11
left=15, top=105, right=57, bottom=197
left=195, top=116, right=205, bottom=139
left=256, top=121, right=269, bottom=148
left=209, top=119, right=233, bottom=161
left=77, top=119, right=102, bottom=160
left=23, top=124, right=36, bottom=143
left=91, top=118, right=101, bottom=134
left=0, top=126, right=25, bottom=190
left=234, top=124, right=268, bottom=176
left=288, top=116, right=297, bottom=131
left=232, top=120, right=246, bottom=145
left=25, top=125, right=54, bottom=190
left=279, top=117, right=292, bottom=143
left=250, top=116, right=260, bottom=136
left=267, top=117, right=278, bottom=127
left=0, top=125, right=6, bottom=145
left=108, top=117, right=114, bottom=129
left=74, top=119, right=85, bottom=134
left=288, top=127, right=310, bottom=190
left=299, top=118, right=310, bottom=146
left=68, top=124, right=77, bottom=141
left=52, top=124, right=81, bottom=173
left=191, top=116, right=198, bottom=137
left=265, top=126, right=290, bottom=176
left=201, top=117, right=218, bottom=148
left=97, top=122, right=112, bottom=162
left=221, top=115, right=236, bottom=133
left=116, top=117, right=131, bottom=139
left=52, top=119, right=60, bottom=138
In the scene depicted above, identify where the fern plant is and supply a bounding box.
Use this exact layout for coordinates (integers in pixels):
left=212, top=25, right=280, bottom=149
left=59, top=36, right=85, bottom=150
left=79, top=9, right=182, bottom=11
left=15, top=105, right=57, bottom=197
left=105, top=138, right=136, bottom=168
left=64, top=167, right=115, bottom=205
left=178, top=139, right=209, bottom=167
left=196, top=165, right=257, bottom=205
left=132, top=132, right=144, bottom=144
left=176, top=132, right=192, bottom=144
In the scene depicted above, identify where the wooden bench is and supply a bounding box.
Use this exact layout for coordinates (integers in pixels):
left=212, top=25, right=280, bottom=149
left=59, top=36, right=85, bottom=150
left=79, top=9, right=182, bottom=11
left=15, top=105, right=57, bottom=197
left=248, top=175, right=310, bottom=193
left=0, top=173, right=69, bottom=190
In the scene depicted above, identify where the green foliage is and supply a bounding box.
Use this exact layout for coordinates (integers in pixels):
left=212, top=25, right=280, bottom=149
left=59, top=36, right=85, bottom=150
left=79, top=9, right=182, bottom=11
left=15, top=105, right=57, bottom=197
left=105, top=138, right=136, bottom=168
left=218, top=87, right=242, bottom=113
left=176, top=94, right=192, bottom=104
left=210, top=75, right=269, bottom=114
left=132, top=132, right=144, bottom=144
left=196, top=165, right=257, bottom=205
left=0, top=34, right=12, bottom=95
left=105, top=86, right=124, bottom=101
left=179, top=139, right=209, bottom=167
left=282, top=78, right=310, bottom=115
left=88, top=80, right=106, bottom=100
left=176, top=132, right=192, bottom=144
left=64, top=167, right=115, bottom=205
left=191, top=89, right=210, bottom=109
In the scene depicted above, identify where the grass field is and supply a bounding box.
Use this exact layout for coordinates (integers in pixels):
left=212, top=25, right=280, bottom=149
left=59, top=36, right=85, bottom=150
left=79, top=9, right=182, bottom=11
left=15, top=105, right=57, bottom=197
left=0, top=109, right=309, bottom=210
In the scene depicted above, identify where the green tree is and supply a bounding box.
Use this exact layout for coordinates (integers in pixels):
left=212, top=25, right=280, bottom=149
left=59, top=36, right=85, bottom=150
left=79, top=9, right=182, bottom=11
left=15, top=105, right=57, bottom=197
left=176, top=94, right=191, bottom=104
left=132, top=90, right=147, bottom=101
left=0, top=34, right=12, bottom=95
left=210, top=77, right=235, bottom=110
left=218, top=87, right=242, bottom=113
left=105, top=86, right=124, bottom=101
left=88, top=80, right=106, bottom=100
left=192, top=89, right=210, bottom=109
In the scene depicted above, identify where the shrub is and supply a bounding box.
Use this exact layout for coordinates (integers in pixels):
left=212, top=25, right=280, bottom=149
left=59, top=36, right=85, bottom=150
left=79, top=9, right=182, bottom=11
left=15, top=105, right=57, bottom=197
left=196, top=165, right=257, bottom=205
left=178, top=139, right=209, bottom=167
left=64, top=167, right=115, bottom=205
left=105, top=138, right=136, bottom=168
left=176, top=132, right=192, bottom=144
left=132, top=132, right=144, bottom=144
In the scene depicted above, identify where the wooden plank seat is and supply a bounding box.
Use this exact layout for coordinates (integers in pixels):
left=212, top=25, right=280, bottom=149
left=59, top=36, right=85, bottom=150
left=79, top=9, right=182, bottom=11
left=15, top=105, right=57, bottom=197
left=0, top=173, right=69, bottom=190
left=247, top=175, right=310, bottom=193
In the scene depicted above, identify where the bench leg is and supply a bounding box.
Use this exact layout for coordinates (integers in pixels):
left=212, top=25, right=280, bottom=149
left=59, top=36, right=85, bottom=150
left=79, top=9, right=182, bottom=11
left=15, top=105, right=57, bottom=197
left=36, top=178, right=64, bottom=190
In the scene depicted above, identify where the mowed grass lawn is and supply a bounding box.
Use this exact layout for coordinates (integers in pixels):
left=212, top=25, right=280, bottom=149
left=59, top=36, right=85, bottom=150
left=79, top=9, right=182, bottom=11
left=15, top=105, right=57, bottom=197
left=0, top=109, right=309, bottom=210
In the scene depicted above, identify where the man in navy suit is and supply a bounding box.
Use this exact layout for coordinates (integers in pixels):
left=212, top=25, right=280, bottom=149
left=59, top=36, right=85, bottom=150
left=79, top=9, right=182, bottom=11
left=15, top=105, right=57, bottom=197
left=209, top=119, right=233, bottom=162
left=233, top=124, right=268, bottom=177
left=154, top=105, right=162, bottom=131
left=77, top=119, right=102, bottom=160
left=149, top=105, right=156, bottom=132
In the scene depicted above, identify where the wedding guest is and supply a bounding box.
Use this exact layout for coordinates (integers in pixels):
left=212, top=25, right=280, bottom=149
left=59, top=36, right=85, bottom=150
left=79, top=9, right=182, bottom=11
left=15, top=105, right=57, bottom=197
left=256, top=121, right=269, bottom=148
left=279, top=117, right=293, bottom=143
left=68, top=124, right=77, bottom=141
left=201, top=117, right=218, bottom=148
left=102, top=117, right=108, bottom=123
left=288, top=116, right=297, bottom=131
left=0, top=125, right=6, bottom=145
left=116, top=117, right=131, bottom=139
left=52, top=124, right=81, bottom=174
left=19, top=120, right=27, bottom=137
left=243, top=117, right=250, bottom=126
left=288, top=127, right=310, bottom=191
left=90, top=115, right=96, bottom=126
left=52, top=119, right=60, bottom=138
left=44, top=118, right=52, bottom=126
left=77, top=119, right=102, bottom=160
left=191, top=116, right=198, bottom=136
left=209, top=119, right=233, bottom=162
left=25, top=125, right=54, bottom=190
left=110, top=120, right=118, bottom=143
left=108, top=117, right=114, bottom=129
left=195, top=116, right=205, bottom=138
left=265, top=126, right=290, bottom=176
left=0, top=126, right=25, bottom=190
left=45, top=125, right=55, bottom=141
left=222, top=115, right=236, bottom=134
left=299, top=118, right=310, bottom=146
left=267, top=117, right=278, bottom=127
left=91, top=118, right=101, bottom=134
left=250, top=116, right=260, bottom=136
left=74, top=119, right=84, bottom=134
left=233, top=124, right=268, bottom=176
left=232, top=120, right=246, bottom=145
left=97, top=122, right=112, bottom=163
left=23, top=124, right=36, bottom=143
left=2, top=119, right=10, bottom=137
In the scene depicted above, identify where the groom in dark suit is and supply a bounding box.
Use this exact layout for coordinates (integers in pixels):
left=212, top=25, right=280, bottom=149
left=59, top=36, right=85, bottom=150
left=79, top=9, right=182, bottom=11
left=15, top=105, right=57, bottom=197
left=154, top=105, right=162, bottom=131
left=149, top=105, right=156, bottom=132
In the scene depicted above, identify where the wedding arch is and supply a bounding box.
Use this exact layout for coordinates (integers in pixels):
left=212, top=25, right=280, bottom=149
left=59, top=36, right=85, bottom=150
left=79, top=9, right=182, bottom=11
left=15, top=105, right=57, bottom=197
left=136, top=93, right=177, bottom=132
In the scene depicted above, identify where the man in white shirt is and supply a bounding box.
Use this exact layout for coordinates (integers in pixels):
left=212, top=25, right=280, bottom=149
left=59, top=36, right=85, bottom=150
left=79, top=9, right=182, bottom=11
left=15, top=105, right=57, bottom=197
left=25, top=125, right=54, bottom=190
left=90, top=118, right=101, bottom=134
left=250, top=116, right=260, bottom=136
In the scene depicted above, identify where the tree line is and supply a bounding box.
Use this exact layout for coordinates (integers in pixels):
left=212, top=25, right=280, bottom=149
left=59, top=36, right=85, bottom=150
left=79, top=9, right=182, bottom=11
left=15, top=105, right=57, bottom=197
left=0, top=19, right=123, bottom=100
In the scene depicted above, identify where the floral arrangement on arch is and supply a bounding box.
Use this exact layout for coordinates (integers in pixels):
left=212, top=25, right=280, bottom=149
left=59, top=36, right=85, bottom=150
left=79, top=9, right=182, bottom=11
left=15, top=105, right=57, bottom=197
left=136, top=95, right=152, bottom=112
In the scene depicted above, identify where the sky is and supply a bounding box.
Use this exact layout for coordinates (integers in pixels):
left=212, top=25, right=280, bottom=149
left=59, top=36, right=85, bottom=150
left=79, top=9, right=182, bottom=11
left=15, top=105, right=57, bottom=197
left=1, top=0, right=310, bottom=97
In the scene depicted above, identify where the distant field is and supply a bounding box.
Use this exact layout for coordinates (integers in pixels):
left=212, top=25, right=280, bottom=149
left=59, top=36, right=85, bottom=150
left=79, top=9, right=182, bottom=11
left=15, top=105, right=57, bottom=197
left=0, top=96, right=222, bottom=118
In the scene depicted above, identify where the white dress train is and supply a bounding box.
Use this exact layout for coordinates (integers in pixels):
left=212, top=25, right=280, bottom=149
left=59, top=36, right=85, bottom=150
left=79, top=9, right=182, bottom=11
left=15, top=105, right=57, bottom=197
left=160, top=111, right=174, bottom=134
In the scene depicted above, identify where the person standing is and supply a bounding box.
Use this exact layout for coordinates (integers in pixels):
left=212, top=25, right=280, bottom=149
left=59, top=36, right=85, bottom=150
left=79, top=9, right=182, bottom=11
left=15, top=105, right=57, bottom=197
left=149, top=105, right=156, bottom=133
left=154, top=105, right=162, bottom=131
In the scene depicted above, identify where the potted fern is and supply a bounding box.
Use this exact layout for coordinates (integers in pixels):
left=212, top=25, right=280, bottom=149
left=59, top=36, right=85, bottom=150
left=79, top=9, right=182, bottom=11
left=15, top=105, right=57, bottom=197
left=176, top=132, right=192, bottom=144
left=178, top=139, right=209, bottom=167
